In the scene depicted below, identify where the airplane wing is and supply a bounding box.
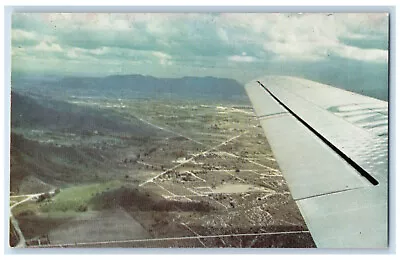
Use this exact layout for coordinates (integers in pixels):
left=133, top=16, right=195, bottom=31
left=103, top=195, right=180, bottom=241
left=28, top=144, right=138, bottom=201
left=245, top=76, right=388, bottom=248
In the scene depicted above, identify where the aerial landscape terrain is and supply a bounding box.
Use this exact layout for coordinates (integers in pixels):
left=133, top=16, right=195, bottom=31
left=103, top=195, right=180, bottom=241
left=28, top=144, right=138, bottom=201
left=9, top=12, right=389, bottom=250
left=9, top=74, right=315, bottom=248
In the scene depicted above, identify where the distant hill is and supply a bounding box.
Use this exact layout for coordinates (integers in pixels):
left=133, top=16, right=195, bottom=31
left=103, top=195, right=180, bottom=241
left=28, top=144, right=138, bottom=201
left=11, top=91, right=160, bottom=136
left=10, top=132, right=111, bottom=193
left=10, top=91, right=171, bottom=193
left=11, top=74, right=249, bottom=102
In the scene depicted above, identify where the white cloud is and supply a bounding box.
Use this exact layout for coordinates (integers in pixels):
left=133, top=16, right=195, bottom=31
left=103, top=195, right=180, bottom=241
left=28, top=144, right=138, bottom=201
left=333, top=45, right=388, bottom=63
left=152, top=51, right=172, bottom=65
left=12, top=29, right=56, bottom=43
left=12, top=29, right=37, bottom=41
left=219, top=13, right=388, bottom=63
left=66, top=47, right=100, bottom=60
left=88, top=47, right=109, bottom=55
left=34, top=41, right=63, bottom=52
left=228, top=55, right=257, bottom=63
left=152, top=51, right=171, bottom=60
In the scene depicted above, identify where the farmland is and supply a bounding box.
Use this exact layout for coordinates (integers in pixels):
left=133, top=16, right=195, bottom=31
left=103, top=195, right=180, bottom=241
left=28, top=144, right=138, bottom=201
left=10, top=88, right=315, bottom=248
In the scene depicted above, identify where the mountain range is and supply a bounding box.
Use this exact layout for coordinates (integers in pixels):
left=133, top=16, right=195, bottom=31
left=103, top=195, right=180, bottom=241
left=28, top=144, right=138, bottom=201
left=11, top=74, right=249, bottom=102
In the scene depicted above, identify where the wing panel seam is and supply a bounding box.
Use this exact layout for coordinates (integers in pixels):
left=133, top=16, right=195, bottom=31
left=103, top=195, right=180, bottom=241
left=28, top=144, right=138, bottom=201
left=295, top=187, right=365, bottom=202
left=258, top=111, right=289, bottom=120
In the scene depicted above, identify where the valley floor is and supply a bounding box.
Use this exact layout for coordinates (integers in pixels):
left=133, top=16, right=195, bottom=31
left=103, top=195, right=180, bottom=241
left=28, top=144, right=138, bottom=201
left=10, top=97, right=315, bottom=248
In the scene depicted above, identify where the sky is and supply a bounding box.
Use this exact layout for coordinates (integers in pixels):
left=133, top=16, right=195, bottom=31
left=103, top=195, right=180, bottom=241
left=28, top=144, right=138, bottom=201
left=11, top=13, right=389, bottom=91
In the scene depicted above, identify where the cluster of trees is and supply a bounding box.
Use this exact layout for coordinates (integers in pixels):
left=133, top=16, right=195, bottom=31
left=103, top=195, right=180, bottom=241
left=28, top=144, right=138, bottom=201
left=36, top=188, right=60, bottom=202
left=36, top=193, right=51, bottom=202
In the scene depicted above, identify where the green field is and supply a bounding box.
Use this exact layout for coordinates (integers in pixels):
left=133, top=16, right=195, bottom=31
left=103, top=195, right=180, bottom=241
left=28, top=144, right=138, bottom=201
left=40, top=180, right=122, bottom=213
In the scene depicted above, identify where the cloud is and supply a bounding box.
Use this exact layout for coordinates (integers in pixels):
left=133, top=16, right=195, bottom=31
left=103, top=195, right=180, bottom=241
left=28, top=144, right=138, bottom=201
left=34, top=41, right=63, bottom=52
left=12, top=28, right=56, bottom=48
left=152, top=51, right=172, bottom=65
left=11, top=13, right=388, bottom=90
left=12, top=29, right=36, bottom=41
left=333, top=44, right=388, bottom=62
left=228, top=55, right=257, bottom=63
left=253, top=13, right=388, bottom=62
left=152, top=51, right=171, bottom=60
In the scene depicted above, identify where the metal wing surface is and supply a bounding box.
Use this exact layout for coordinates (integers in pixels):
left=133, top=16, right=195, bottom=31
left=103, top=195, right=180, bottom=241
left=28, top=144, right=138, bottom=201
left=245, top=76, right=388, bottom=248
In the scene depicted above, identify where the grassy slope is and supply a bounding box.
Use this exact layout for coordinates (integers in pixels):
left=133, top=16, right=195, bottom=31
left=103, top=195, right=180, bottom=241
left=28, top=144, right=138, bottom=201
left=40, top=181, right=122, bottom=213
left=13, top=181, right=123, bottom=217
